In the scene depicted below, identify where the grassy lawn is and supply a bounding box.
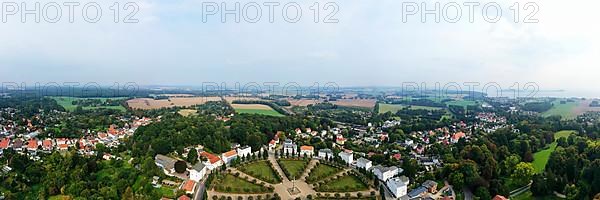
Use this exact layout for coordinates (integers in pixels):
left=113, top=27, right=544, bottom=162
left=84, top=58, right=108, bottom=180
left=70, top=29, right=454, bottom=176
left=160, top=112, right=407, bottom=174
left=278, top=159, right=308, bottom=180
left=306, top=164, right=342, bottom=183
left=156, top=185, right=177, bottom=198
left=378, top=103, right=443, bottom=113
left=532, top=130, right=576, bottom=173
left=238, top=161, right=281, bottom=183
left=214, top=174, right=269, bottom=194
left=51, top=97, right=126, bottom=112
left=542, top=100, right=578, bottom=119
left=316, top=175, right=368, bottom=192
left=235, top=108, right=284, bottom=116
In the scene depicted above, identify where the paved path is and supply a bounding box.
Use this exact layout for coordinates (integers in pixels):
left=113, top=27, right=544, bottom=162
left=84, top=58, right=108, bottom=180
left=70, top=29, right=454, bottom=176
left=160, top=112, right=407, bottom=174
left=299, top=159, right=319, bottom=180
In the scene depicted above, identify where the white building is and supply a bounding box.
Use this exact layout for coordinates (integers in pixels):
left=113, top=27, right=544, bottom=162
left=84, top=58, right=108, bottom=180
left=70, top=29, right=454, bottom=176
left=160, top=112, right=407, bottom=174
left=300, top=145, right=314, bottom=157
left=356, top=157, right=372, bottom=170
left=338, top=150, right=353, bottom=165
left=283, top=140, right=297, bottom=156
left=386, top=176, right=409, bottom=198
left=372, top=165, right=399, bottom=181
left=189, top=162, right=207, bottom=182
left=318, top=148, right=333, bottom=159
left=221, top=150, right=238, bottom=164
left=237, top=146, right=252, bottom=158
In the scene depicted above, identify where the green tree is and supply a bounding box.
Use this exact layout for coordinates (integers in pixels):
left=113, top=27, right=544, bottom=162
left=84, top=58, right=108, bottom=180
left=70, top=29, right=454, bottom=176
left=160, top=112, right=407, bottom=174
left=187, top=149, right=198, bottom=164
left=512, top=162, right=535, bottom=186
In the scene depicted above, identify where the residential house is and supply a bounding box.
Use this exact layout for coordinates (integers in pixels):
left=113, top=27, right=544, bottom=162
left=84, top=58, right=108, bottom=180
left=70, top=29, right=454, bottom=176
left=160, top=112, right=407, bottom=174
left=27, top=138, right=39, bottom=151
left=372, top=165, right=399, bottom=181
left=318, top=148, right=333, bottom=159
left=338, top=150, right=353, bottom=165
left=155, top=154, right=178, bottom=175
left=356, top=157, right=372, bottom=170
left=200, top=151, right=223, bottom=170
left=181, top=180, right=196, bottom=194
left=283, top=140, right=297, bottom=156
left=237, top=146, right=252, bottom=158
left=407, top=186, right=428, bottom=199
left=0, top=138, right=10, bottom=150
left=189, top=162, right=207, bottom=182
left=300, top=145, right=314, bottom=157
left=450, top=132, right=466, bottom=143
left=221, top=150, right=238, bottom=164
left=42, top=139, right=53, bottom=151
left=12, top=139, right=22, bottom=151
left=268, top=140, right=276, bottom=150
left=386, top=176, right=409, bottom=198
left=422, top=180, right=438, bottom=193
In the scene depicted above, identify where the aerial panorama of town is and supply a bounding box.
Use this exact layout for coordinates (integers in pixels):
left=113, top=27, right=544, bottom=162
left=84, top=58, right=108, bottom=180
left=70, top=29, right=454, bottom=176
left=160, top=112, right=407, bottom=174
left=0, top=87, right=599, bottom=200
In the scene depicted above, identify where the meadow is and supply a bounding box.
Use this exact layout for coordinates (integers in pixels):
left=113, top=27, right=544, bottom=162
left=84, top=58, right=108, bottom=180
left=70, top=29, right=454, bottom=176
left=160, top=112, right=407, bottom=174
left=531, top=130, right=576, bottom=173
left=541, top=100, right=579, bottom=119
left=51, top=97, right=126, bottom=112
left=231, top=104, right=284, bottom=117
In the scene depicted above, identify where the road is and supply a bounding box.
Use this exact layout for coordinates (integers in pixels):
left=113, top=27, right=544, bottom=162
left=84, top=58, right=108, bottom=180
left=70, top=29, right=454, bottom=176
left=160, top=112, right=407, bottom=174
left=194, top=171, right=211, bottom=200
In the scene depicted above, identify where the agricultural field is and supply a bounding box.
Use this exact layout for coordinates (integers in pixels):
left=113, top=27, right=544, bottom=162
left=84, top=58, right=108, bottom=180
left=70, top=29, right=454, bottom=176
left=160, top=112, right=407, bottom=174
left=444, top=100, right=478, bottom=107
left=231, top=104, right=284, bottom=117
left=306, top=164, right=342, bottom=183
left=51, top=97, right=126, bottom=112
left=541, top=100, right=579, bottom=119
left=287, top=98, right=323, bottom=107
left=378, top=103, right=443, bottom=113
left=277, top=159, right=308, bottom=180
left=213, top=174, right=270, bottom=194
left=127, top=97, right=221, bottom=110
left=532, top=130, right=576, bottom=173
left=330, top=99, right=377, bottom=109
left=238, top=161, right=281, bottom=183
left=178, top=109, right=198, bottom=117
left=316, top=175, right=368, bottom=192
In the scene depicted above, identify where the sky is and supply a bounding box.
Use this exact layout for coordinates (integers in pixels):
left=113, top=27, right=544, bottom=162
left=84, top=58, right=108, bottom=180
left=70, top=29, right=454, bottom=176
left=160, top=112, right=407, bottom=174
left=0, top=0, right=599, bottom=97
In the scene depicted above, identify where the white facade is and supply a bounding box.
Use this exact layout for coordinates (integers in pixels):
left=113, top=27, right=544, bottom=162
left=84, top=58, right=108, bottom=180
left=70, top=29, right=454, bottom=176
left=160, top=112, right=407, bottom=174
left=339, top=151, right=353, bottom=165
left=237, top=146, right=252, bottom=158
left=373, top=165, right=399, bottom=181
left=318, top=149, right=333, bottom=159
left=189, top=163, right=207, bottom=182
left=300, top=149, right=314, bottom=157
left=386, top=176, right=409, bottom=198
left=356, top=158, right=372, bottom=170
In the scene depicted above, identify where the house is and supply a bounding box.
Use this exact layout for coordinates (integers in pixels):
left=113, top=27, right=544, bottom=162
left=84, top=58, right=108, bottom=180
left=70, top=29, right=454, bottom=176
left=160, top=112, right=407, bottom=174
left=295, top=128, right=302, bottom=134
left=268, top=140, right=276, bottom=150
left=300, top=145, right=314, bottom=157
left=42, top=139, right=53, bottom=151
left=0, top=138, right=10, bottom=149
left=336, top=134, right=346, bottom=145
left=189, top=162, right=207, bottom=182
left=356, top=157, right=372, bottom=170
left=58, top=143, right=69, bottom=151
left=407, top=186, right=428, bottom=199
left=372, top=165, right=399, bottom=181
left=200, top=151, right=223, bottom=170
left=155, top=154, right=178, bottom=175
left=283, top=141, right=297, bottom=156
left=451, top=132, right=466, bottom=143
left=27, top=138, right=38, bottom=151
left=338, top=150, right=353, bottom=165
left=178, top=195, right=191, bottom=200
left=318, top=148, right=333, bottom=159
left=492, top=195, right=509, bottom=200
left=386, top=176, right=409, bottom=198
left=221, top=150, right=238, bottom=164
left=181, top=180, right=196, bottom=194
left=12, top=139, right=23, bottom=151
left=237, top=146, right=252, bottom=158
left=422, top=180, right=438, bottom=193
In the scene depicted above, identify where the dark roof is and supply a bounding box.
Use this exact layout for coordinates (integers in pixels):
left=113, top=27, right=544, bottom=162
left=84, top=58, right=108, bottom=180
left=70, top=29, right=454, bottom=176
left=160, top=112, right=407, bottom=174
left=407, top=186, right=427, bottom=198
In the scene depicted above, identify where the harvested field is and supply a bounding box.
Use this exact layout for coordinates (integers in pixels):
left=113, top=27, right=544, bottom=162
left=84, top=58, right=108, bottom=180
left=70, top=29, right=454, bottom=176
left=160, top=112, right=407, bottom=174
left=127, top=97, right=221, bottom=110
left=331, top=99, right=377, bottom=108
left=287, top=98, right=323, bottom=106
left=223, top=97, right=262, bottom=103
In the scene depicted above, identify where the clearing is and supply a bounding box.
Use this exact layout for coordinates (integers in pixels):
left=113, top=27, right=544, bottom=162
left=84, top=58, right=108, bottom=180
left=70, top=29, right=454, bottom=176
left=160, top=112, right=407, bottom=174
left=532, top=130, right=576, bottom=173
left=231, top=104, right=284, bottom=117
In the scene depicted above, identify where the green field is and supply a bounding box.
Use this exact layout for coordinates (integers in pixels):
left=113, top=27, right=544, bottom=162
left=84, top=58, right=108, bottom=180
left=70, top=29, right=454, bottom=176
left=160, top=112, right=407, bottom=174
left=214, top=174, right=269, bottom=193
left=236, top=108, right=284, bottom=116
left=306, top=164, right=342, bottom=183
left=277, top=159, right=308, bottom=180
left=532, top=130, right=576, bottom=173
left=316, top=175, right=368, bottom=192
left=445, top=100, right=478, bottom=107
left=378, top=103, right=443, bottom=113
left=51, top=97, right=126, bottom=112
left=238, top=161, right=281, bottom=183
left=541, top=100, right=579, bottom=119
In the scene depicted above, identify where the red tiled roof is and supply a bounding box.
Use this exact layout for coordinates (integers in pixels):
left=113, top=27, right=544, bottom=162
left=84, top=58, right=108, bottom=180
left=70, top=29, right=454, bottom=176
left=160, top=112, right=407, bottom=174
left=452, top=132, right=466, bottom=140
left=59, top=144, right=69, bottom=149
left=43, top=139, right=52, bottom=148
left=182, top=180, right=196, bottom=192
left=177, top=195, right=191, bottom=200
left=300, top=146, right=314, bottom=151
left=0, top=138, right=9, bottom=149
left=223, top=150, right=237, bottom=157
left=27, top=139, right=38, bottom=149
left=269, top=140, right=276, bottom=145
left=492, top=195, right=508, bottom=200
left=201, top=152, right=221, bottom=164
